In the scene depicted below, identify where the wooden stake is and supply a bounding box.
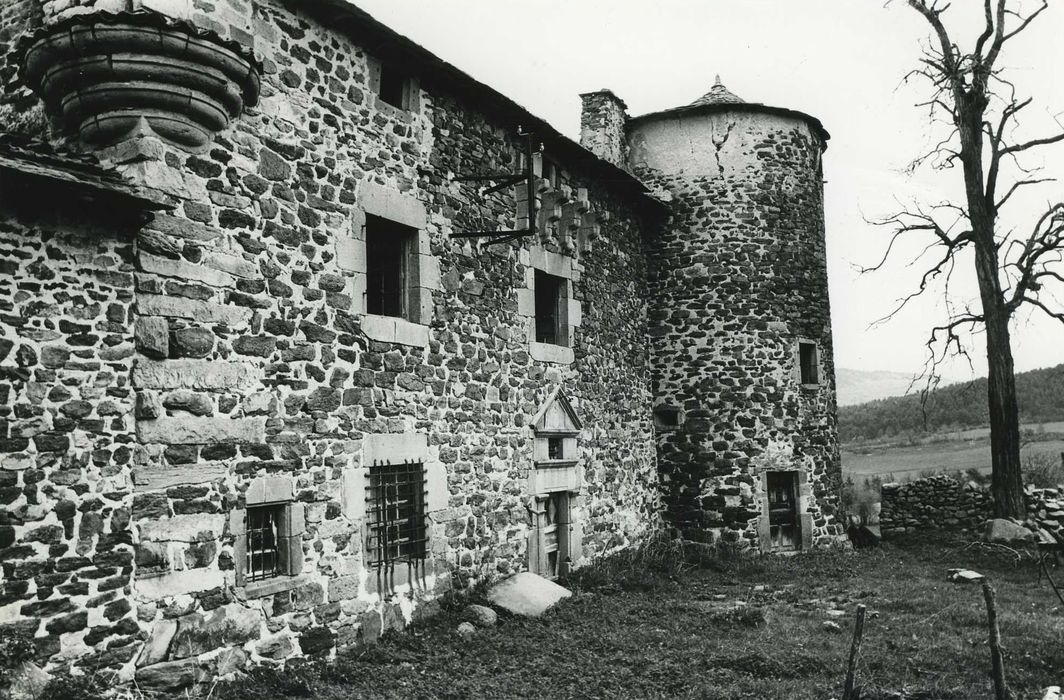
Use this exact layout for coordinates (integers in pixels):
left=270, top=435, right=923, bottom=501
left=981, top=579, right=1010, bottom=700
left=843, top=604, right=866, bottom=700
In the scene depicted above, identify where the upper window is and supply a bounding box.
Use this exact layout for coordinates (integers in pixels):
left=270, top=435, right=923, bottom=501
left=535, top=270, right=568, bottom=347
left=653, top=406, right=681, bottom=431
left=377, top=63, right=411, bottom=110
left=799, top=340, right=819, bottom=386
left=366, top=462, right=428, bottom=568
left=366, top=215, right=417, bottom=320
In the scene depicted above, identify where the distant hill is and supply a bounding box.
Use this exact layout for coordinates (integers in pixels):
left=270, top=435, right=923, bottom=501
left=836, top=368, right=921, bottom=406
left=839, top=363, right=1064, bottom=442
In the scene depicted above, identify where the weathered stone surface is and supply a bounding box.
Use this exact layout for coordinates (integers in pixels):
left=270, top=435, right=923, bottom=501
left=137, top=417, right=265, bottom=445
left=138, top=295, right=252, bottom=326
left=466, top=604, right=497, bottom=627
left=135, top=658, right=202, bottom=690
left=163, top=390, right=215, bottom=417
left=456, top=621, right=476, bottom=639
left=135, top=316, right=170, bottom=359
left=487, top=573, right=572, bottom=617
left=169, top=604, right=262, bottom=660
left=985, top=518, right=1035, bottom=545
left=947, top=569, right=985, bottom=584
left=137, top=618, right=178, bottom=668
left=134, top=360, right=261, bottom=391
left=5, top=662, right=50, bottom=700
left=171, top=328, right=215, bottom=358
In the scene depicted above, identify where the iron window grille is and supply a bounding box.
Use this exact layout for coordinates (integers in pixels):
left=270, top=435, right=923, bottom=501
left=246, top=504, right=283, bottom=582
left=366, top=461, right=428, bottom=568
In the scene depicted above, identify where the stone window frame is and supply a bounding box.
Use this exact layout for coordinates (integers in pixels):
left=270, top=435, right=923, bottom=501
left=366, top=54, right=421, bottom=117
left=337, top=182, right=441, bottom=349
left=795, top=338, right=821, bottom=389
left=756, top=469, right=813, bottom=553
left=341, top=433, right=448, bottom=599
left=517, top=247, right=582, bottom=365
left=230, top=476, right=306, bottom=598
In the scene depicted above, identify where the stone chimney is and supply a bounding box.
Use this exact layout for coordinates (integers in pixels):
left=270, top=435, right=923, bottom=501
left=579, top=89, right=629, bottom=169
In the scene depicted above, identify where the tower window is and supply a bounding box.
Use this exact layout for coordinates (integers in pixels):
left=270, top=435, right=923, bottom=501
left=799, top=341, right=819, bottom=386
left=366, top=215, right=417, bottom=320
left=535, top=270, right=567, bottom=346
left=366, top=462, right=428, bottom=567
left=377, top=64, right=410, bottom=109
left=653, top=406, right=681, bottom=430
left=547, top=437, right=564, bottom=460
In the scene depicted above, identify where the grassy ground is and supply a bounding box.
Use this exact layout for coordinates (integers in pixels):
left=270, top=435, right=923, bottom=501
left=212, top=536, right=1064, bottom=700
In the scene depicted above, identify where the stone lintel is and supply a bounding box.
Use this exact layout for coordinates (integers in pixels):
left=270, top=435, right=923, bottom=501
left=136, top=417, right=266, bottom=445
left=138, top=294, right=252, bottom=326
left=133, top=359, right=262, bottom=391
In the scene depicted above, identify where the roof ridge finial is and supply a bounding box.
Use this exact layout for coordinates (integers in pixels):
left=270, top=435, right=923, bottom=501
left=714, top=74, right=723, bottom=87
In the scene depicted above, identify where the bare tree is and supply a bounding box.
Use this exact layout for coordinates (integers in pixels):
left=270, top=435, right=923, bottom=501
left=869, top=0, right=1064, bottom=517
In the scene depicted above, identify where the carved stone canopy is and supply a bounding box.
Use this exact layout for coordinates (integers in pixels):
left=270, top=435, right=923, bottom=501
left=531, top=387, right=582, bottom=438
left=17, top=11, right=261, bottom=151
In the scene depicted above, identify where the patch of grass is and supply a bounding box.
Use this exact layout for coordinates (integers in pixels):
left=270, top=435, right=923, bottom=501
left=207, top=535, right=1061, bottom=699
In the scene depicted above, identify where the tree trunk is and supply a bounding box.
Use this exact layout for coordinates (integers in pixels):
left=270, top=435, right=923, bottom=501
left=959, top=101, right=1026, bottom=519
left=983, top=305, right=1025, bottom=518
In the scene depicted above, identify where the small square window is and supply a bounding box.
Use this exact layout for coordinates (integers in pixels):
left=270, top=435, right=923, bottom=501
left=366, top=462, right=428, bottom=567
left=535, top=270, right=567, bottom=347
left=547, top=437, right=564, bottom=460
left=366, top=215, right=417, bottom=320
left=799, top=341, right=819, bottom=386
left=246, top=504, right=283, bottom=582
left=653, top=406, right=681, bottom=430
left=378, top=64, right=410, bottom=110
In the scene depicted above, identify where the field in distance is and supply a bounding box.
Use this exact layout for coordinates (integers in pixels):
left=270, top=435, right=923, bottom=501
left=841, top=421, right=1064, bottom=482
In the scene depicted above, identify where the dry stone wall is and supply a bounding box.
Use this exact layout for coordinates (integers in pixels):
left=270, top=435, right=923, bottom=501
left=0, top=0, right=660, bottom=688
left=880, top=474, right=1064, bottom=538
left=629, top=110, right=844, bottom=550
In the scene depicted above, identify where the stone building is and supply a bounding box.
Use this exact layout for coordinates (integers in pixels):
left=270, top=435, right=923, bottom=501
left=0, top=0, right=844, bottom=687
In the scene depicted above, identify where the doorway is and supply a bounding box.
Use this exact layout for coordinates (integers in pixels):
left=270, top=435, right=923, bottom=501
left=766, top=471, right=800, bottom=551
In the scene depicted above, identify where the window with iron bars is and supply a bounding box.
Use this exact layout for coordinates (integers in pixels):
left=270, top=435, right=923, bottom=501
left=246, top=504, right=283, bottom=582
left=366, top=461, right=428, bottom=567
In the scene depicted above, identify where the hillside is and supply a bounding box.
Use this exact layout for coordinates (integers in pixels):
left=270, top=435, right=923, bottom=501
left=839, top=363, right=1064, bottom=442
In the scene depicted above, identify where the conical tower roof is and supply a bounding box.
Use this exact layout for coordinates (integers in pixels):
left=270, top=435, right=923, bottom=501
left=689, top=75, right=744, bottom=106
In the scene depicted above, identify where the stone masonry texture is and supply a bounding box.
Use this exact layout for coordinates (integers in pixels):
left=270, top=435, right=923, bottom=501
left=0, top=0, right=843, bottom=690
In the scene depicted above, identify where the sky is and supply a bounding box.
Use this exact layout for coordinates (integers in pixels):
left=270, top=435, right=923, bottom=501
left=352, top=0, right=1064, bottom=382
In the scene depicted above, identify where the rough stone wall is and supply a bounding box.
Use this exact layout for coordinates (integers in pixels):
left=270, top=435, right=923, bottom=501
left=0, top=190, right=141, bottom=675
left=0, top=0, right=43, bottom=128
left=880, top=474, right=1064, bottom=538
left=629, top=111, right=844, bottom=550
left=0, top=0, right=660, bottom=687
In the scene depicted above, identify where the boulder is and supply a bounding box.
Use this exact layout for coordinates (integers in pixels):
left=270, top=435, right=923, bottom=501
left=486, top=572, right=571, bottom=618
left=1042, top=687, right=1061, bottom=700
left=456, top=621, right=476, bottom=639
left=984, top=518, right=1035, bottom=545
left=947, top=568, right=985, bottom=584
left=466, top=604, right=497, bottom=628
left=6, top=661, right=50, bottom=700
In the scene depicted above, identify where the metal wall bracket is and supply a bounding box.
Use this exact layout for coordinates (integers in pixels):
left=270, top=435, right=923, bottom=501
left=449, top=129, right=540, bottom=245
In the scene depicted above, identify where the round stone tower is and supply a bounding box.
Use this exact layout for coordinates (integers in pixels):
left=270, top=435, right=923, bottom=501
left=626, top=78, right=843, bottom=551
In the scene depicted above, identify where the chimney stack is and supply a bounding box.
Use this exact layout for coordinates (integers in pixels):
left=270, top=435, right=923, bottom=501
left=579, top=89, right=629, bottom=169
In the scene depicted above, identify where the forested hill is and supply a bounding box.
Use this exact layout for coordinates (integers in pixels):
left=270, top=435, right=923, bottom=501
left=839, top=363, right=1064, bottom=442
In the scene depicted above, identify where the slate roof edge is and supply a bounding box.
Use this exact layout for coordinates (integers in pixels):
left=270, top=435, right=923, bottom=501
left=0, top=137, right=174, bottom=211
